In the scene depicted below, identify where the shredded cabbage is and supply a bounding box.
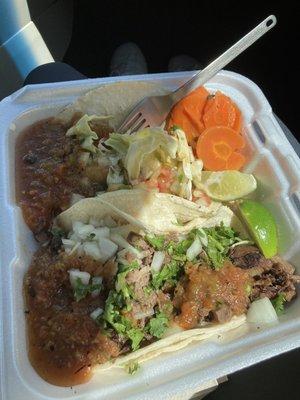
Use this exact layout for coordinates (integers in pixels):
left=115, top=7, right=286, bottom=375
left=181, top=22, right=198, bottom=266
left=106, top=128, right=178, bottom=182
left=66, top=114, right=110, bottom=153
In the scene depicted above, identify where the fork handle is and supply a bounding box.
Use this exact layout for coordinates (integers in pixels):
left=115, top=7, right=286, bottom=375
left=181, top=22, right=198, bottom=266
left=171, top=15, right=277, bottom=104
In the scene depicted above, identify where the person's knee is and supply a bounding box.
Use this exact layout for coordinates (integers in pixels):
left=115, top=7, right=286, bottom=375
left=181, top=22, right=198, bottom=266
left=24, top=62, right=86, bottom=85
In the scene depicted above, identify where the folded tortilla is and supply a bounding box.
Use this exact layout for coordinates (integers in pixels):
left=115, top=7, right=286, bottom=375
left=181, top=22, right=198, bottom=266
left=56, top=189, right=248, bottom=372
left=56, top=81, right=168, bottom=130
left=57, top=189, right=234, bottom=234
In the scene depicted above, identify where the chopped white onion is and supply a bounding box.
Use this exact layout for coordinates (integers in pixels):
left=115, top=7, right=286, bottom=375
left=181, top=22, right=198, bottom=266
left=110, top=233, right=142, bottom=258
left=231, top=240, right=253, bottom=249
left=62, top=238, right=76, bottom=249
left=70, top=193, right=85, bottom=206
left=69, top=269, right=90, bottom=288
left=90, top=307, right=103, bottom=320
left=91, top=276, right=103, bottom=297
left=134, top=309, right=155, bottom=319
left=94, top=227, right=110, bottom=239
left=186, top=236, right=202, bottom=261
left=83, top=242, right=102, bottom=260
left=247, top=298, right=278, bottom=325
left=98, top=238, right=118, bottom=263
left=151, top=251, right=165, bottom=272
left=77, top=224, right=96, bottom=240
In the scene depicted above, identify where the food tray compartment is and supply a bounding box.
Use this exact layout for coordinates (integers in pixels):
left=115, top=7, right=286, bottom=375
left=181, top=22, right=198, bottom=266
left=0, top=70, right=300, bottom=400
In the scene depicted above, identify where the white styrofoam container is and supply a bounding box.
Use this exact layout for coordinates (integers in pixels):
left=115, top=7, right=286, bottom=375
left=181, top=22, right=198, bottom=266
left=0, top=71, right=300, bottom=400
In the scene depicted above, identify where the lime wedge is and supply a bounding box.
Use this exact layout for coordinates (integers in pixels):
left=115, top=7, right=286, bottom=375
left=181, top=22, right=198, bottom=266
left=239, top=200, right=278, bottom=258
left=199, top=171, right=257, bottom=201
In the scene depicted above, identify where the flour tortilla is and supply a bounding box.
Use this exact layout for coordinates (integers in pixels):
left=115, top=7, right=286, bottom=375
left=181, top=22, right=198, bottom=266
left=56, top=189, right=247, bottom=371
left=57, top=81, right=168, bottom=130
left=95, top=315, right=247, bottom=371
left=56, top=189, right=234, bottom=234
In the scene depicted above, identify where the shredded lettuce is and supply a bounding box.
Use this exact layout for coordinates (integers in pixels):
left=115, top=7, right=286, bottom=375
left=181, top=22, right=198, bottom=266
left=66, top=115, right=110, bottom=153
left=106, top=128, right=178, bottom=182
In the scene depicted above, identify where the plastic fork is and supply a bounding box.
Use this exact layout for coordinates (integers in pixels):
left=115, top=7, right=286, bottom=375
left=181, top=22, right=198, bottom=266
left=117, top=15, right=276, bottom=134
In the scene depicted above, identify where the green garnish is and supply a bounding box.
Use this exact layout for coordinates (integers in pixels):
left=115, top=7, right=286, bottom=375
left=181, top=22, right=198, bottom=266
left=73, top=277, right=102, bottom=302
left=124, top=361, right=140, bottom=375
left=51, top=227, right=64, bottom=239
left=145, top=234, right=165, bottom=251
left=127, top=328, right=144, bottom=351
left=152, top=260, right=181, bottom=290
left=197, top=224, right=241, bottom=269
left=271, top=293, right=286, bottom=315
left=147, top=312, right=169, bottom=339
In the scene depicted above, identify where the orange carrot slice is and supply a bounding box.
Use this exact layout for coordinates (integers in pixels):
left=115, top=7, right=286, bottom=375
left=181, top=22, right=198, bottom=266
left=166, top=86, right=209, bottom=143
left=196, top=126, right=246, bottom=171
left=203, top=91, right=242, bottom=133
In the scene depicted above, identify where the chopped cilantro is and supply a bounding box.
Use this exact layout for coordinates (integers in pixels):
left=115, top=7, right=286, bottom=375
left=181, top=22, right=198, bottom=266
left=115, top=271, right=133, bottom=299
left=167, top=238, right=193, bottom=257
left=196, top=224, right=241, bottom=269
left=152, top=260, right=181, bottom=290
left=73, top=277, right=102, bottom=302
left=145, top=234, right=165, bottom=251
left=178, top=173, right=184, bottom=183
left=127, top=328, right=144, bottom=351
left=102, top=290, right=144, bottom=350
left=147, top=312, right=169, bottom=339
left=51, top=227, right=64, bottom=239
left=124, top=361, right=140, bottom=375
left=271, top=293, right=286, bottom=315
left=119, top=260, right=140, bottom=273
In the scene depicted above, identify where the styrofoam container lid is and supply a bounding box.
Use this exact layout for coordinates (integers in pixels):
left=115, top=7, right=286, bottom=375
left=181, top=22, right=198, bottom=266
left=0, top=71, right=300, bottom=400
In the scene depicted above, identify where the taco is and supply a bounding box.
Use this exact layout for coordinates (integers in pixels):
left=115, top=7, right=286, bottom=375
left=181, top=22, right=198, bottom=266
left=24, top=189, right=300, bottom=386
left=57, top=81, right=168, bottom=130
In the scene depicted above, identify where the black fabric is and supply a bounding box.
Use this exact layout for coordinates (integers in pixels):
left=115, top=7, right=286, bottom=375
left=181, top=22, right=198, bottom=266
left=23, top=62, right=86, bottom=85
left=206, top=348, right=300, bottom=400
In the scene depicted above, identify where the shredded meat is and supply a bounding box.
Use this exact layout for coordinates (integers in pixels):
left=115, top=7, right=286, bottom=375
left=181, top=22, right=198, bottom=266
left=128, top=233, right=154, bottom=265
left=229, top=245, right=272, bottom=276
left=212, top=304, right=233, bottom=324
left=230, top=245, right=300, bottom=302
left=174, top=262, right=251, bottom=329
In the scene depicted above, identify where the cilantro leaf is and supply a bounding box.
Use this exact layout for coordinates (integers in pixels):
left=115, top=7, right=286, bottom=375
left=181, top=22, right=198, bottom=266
left=147, top=312, right=169, bottom=339
left=167, top=238, right=193, bottom=256
left=196, top=224, right=241, bottom=269
left=145, top=234, right=165, bottom=251
left=127, top=328, right=144, bottom=351
left=124, top=361, right=140, bottom=375
left=73, top=277, right=102, bottom=302
left=271, top=293, right=286, bottom=315
left=152, top=260, right=181, bottom=290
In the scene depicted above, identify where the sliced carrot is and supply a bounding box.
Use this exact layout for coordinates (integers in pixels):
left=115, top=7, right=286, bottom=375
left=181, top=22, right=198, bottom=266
left=203, top=91, right=242, bottom=133
left=226, top=152, right=246, bottom=170
left=232, top=105, right=243, bottom=133
left=196, top=126, right=246, bottom=171
left=166, top=86, right=209, bottom=143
